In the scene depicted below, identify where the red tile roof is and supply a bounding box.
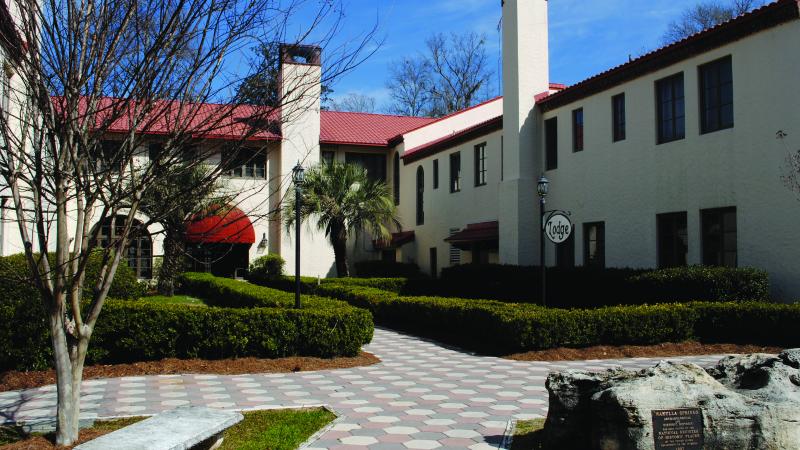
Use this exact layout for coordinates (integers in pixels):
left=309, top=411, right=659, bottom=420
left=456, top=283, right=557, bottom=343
left=320, top=111, right=436, bottom=147
left=538, top=0, right=800, bottom=111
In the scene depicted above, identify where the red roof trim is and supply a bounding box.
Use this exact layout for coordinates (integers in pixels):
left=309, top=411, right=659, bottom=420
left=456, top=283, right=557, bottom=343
left=538, top=0, right=800, bottom=112
left=387, top=96, right=503, bottom=146
left=373, top=231, right=416, bottom=250
left=444, top=221, right=499, bottom=250
left=402, top=116, right=503, bottom=165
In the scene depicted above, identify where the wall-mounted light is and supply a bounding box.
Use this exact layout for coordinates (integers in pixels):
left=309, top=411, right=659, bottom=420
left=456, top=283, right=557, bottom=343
left=257, top=233, right=268, bottom=253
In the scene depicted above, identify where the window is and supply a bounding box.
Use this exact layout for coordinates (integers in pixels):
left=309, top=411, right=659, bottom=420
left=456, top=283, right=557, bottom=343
left=449, top=152, right=461, bottom=193
left=226, top=147, right=266, bottom=179
left=416, top=166, right=424, bottom=226
left=700, top=56, right=733, bottom=134
left=657, top=212, right=688, bottom=268
left=556, top=232, right=575, bottom=268
left=583, top=222, right=605, bottom=268
left=656, top=73, right=685, bottom=144
left=322, top=150, right=336, bottom=165
left=545, top=117, right=558, bottom=170
left=430, top=248, right=438, bottom=279
left=100, top=140, right=123, bottom=171
left=393, top=152, right=400, bottom=205
left=612, top=93, right=626, bottom=142
left=449, top=228, right=461, bottom=264
left=433, top=159, right=439, bottom=189
left=95, top=216, right=153, bottom=279
left=572, top=108, right=584, bottom=152
left=474, top=143, right=487, bottom=186
left=702, top=207, right=737, bottom=267
left=346, top=152, right=387, bottom=182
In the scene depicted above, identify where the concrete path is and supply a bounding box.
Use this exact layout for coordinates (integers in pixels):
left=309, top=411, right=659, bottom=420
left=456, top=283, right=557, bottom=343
left=0, top=328, right=726, bottom=449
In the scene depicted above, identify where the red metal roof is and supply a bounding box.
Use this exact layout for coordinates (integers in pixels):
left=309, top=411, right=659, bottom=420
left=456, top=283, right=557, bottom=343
left=62, top=97, right=282, bottom=141
left=445, top=221, right=499, bottom=250
left=185, top=206, right=256, bottom=244
left=373, top=231, right=416, bottom=250
left=320, top=111, right=436, bottom=147
left=402, top=116, right=503, bottom=164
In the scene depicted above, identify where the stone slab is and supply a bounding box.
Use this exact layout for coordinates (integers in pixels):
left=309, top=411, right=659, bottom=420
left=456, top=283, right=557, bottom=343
left=74, top=407, right=243, bottom=450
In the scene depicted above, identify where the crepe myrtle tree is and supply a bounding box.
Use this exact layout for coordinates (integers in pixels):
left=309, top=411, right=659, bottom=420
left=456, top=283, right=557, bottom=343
left=0, top=0, right=376, bottom=444
left=284, top=162, right=400, bottom=278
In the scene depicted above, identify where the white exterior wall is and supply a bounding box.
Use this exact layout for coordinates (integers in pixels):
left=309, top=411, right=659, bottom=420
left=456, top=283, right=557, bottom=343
left=397, top=130, right=503, bottom=276
left=540, top=19, right=800, bottom=300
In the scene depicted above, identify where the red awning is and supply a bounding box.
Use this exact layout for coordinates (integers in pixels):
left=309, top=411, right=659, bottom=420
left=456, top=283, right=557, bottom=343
left=373, top=231, right=416, bottom=250
left=185, top=206, right=256, bottom=244
left=445, top=221, right=499, bottom=250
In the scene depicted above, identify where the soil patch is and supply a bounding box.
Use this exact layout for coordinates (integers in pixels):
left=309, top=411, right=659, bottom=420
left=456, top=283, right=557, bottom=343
left=505, top=342, right=782, bottom=362
left=1, top=418, right=144, bottom=450
left=1, top=352, right=379, bottom=392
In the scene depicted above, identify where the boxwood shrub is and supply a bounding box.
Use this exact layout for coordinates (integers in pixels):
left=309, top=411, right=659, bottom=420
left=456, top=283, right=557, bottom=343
left=297, top=282, right=795, bottom=355
left=0, top=268, right=373, bottom=371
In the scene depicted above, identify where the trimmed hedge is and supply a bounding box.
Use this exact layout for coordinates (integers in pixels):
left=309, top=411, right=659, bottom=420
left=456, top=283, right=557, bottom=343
left=281, top=282, right=797, bottom=355
left=0, top=268, right=374, bottom=371
left=247, top=253, right=285, bottom=284
left=353, top=260, right=424, bottom=278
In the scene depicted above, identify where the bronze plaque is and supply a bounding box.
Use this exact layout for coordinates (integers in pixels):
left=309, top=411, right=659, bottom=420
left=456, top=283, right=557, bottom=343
left=652, top=408, right=704, bottom=450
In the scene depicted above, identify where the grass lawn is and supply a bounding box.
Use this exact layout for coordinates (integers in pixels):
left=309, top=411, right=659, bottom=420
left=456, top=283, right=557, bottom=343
left=510, top=419, right=546, bottom=450
left=0, top=408, right=334, bottom=449
left=138, top=295, right=207, bottom=306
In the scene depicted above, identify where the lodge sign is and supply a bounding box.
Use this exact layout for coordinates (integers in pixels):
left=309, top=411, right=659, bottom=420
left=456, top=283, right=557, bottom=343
left=652, top=408, right=704, bottom=450
left=544, top=213, right=572, bottom=244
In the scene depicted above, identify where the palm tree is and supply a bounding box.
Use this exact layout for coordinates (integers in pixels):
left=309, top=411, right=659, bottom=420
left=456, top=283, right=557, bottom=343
left=285, top=161, right=400, bottom=277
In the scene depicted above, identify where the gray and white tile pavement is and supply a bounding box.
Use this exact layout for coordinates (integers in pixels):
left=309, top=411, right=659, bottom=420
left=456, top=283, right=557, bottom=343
left=0, top=327, right=728, bottom=449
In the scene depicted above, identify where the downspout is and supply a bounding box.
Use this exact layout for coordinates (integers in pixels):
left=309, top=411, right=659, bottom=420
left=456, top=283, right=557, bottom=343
left=0, top=196, right=7, bottom=256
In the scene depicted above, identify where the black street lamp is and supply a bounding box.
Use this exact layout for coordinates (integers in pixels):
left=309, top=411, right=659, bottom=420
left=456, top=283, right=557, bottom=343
left=291, top=162, right=305, bottom=309
left=537, top=175, right=549, bottom=307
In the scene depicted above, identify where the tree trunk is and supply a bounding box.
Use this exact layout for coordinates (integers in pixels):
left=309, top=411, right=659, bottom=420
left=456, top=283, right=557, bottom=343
left=332, top=236, right=349, bottom=278
left=157, top=230, right=185, bottom=296
left=50, top=311, right=80, bottom=445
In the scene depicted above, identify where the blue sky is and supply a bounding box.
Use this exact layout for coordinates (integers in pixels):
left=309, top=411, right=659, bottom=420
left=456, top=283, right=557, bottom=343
left=281, top=0, right=720, bottom=111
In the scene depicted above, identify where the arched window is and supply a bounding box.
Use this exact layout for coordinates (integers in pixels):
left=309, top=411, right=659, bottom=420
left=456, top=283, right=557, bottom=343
left=416, top=166, right=424, bottom=226
left=393, top=152, right=400, bottom=205
left=95, top=216, right=153, bottom=279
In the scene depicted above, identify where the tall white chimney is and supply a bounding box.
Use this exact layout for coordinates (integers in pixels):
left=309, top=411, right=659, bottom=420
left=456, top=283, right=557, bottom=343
left=499, top=0, right=550, bottom=265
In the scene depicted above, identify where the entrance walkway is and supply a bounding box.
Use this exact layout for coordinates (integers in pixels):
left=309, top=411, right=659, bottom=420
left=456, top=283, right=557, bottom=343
left=0, top=328, right=727, bottom=449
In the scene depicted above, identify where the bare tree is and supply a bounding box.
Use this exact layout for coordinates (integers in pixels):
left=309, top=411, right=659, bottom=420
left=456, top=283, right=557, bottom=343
left=662, top=0, right=764, bottom=44
left=330, top=92, right=377, bottom=113
left=386, top=31, right=494, bottom=117
left=386, top=56, right=431, bottom=116
left=0, top=0, right=374, bottom=445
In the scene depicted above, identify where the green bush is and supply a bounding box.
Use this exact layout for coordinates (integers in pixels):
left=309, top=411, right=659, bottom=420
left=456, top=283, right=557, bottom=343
left=353, top=260, right=424, bottom=278
left=247, top=253, right=285, bottom=284
left=0, top=269, right=374, bottom=371
left=0, top=252, right=147, bottom=370
left=301, top=282, right=796, bottom=355
left=627, top=266, right=769, bottom=302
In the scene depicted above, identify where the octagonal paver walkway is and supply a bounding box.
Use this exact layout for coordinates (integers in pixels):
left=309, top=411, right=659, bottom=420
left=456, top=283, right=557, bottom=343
left=0, top=328, right=728, bottom=449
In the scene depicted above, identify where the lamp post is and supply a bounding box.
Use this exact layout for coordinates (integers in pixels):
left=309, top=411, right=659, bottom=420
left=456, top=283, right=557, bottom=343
left=537, top=175, right=549, bottom=307
left=292, top=162, right=305, bottom=309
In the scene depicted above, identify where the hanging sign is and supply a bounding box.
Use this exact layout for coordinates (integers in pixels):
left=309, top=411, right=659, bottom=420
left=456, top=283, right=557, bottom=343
left=545, top=213, right=572, bottom=244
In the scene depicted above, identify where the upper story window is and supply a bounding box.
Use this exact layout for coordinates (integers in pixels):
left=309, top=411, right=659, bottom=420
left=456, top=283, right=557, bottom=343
left=416, top=166, right=424, bottom=226
left=700, top=56, right=733, bottom=134
left=702, top=207, right=737, bottom=267
left=346, top=152, right=387, bottom=182
left=449, top=151, right=461, bottom=193
left=226, top=147, right=266, bottom=179
left=433, top=159, right=439, bottom=189
left=572, top=108, right=584, bottom=152
left=474, top=143, right=487, bottom=186
left=393, top=152, right=400, bottom=205
left=612, top=93, right=626, bottom=142
left=545, top=117, right=558, bottom=170
left=321, top=150, right=335, bottom=165
left=656, top=73, right=685, bottom=144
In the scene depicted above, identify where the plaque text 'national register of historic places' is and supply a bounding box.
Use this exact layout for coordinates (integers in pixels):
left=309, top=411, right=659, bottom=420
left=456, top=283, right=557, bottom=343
left=651, top=408, right=704, bottom=450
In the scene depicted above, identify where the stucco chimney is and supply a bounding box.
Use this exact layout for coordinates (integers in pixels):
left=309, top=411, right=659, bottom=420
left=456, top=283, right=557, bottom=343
left=270, top=44, right=332, bottom=277
left=499, top=0, right=550, bottom=265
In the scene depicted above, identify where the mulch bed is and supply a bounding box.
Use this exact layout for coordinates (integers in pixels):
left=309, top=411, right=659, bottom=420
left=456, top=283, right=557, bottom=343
left=0, top=352, right=380, bottom=392
left=505, top=342, right=783, bottom=362
left=1, top=428, right=116, bottom=450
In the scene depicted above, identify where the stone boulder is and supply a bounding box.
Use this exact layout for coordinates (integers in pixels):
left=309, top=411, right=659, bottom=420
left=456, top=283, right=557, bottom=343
left=544, top=350, right=800, bottom=450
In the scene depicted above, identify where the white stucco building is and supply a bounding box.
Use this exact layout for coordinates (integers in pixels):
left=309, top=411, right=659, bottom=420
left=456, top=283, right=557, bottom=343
left=2, top=0, right=799, bottom=299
